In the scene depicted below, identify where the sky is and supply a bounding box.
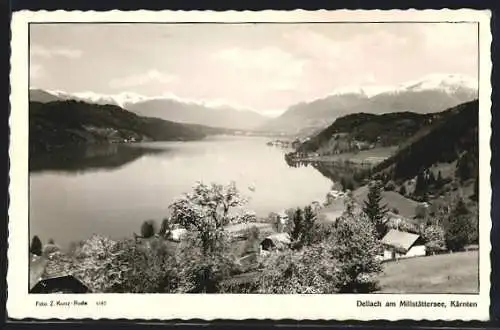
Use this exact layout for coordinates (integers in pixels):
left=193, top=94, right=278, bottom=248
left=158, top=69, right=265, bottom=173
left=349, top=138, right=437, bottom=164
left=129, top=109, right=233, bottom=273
left=29, top=23, right=478, bottom=116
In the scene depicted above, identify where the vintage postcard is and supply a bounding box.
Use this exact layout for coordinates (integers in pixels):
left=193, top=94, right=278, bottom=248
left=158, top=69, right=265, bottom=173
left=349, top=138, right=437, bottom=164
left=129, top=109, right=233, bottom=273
left=8, top=9, right=492, bottom=321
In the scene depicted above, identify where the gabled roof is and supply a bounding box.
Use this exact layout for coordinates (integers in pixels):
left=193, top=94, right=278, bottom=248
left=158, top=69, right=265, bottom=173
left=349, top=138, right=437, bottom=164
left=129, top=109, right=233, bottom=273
left=30, top=275, right=90, bottom=293
left=225, top=222, right=274, bottom=234
left=381, top=229, right=421, bottom=253
left=261, top=232, right=292, bottom=247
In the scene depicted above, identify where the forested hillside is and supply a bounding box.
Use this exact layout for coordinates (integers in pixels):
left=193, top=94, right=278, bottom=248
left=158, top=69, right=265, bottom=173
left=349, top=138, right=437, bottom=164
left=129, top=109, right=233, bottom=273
left=29, top=100, right=210, bottom=153
left=372, top=100, right=478, bottom=182
left=298, top=108, right=458, bottom=155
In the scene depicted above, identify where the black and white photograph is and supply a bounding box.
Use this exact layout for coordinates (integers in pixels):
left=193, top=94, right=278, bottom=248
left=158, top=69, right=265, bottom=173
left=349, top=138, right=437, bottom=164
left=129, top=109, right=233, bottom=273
left=8, top=9, right=492, bottom=321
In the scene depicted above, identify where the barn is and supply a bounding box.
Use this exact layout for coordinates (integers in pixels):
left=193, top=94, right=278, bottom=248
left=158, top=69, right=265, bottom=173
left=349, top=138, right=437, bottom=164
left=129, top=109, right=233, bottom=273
left=380, top=229, right=426, bottom=261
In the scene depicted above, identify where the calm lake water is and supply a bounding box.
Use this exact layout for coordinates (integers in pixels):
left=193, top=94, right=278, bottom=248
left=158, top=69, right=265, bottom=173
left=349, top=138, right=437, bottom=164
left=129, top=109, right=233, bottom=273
left=29, top=135, right=333, bottom=248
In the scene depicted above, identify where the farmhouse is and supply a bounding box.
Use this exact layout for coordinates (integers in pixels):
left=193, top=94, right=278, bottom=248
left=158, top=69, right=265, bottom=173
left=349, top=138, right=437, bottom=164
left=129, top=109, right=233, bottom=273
left=380, top=229, right=426, bottom=261
left=29, top=253, right=91, bottom=294
left=30, top=275, right=91, bottom=294
left=260, top=232, right=291, bottom=254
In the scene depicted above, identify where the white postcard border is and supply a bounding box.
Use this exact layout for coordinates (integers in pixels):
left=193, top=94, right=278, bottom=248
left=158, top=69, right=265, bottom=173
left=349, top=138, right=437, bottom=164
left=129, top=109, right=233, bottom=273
left=8, top=9, right=492, bottom=321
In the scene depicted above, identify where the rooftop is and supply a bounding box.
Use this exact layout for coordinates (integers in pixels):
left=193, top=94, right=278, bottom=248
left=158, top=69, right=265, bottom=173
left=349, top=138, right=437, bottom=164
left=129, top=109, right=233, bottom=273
left=381, top=229, right=421, bottom=253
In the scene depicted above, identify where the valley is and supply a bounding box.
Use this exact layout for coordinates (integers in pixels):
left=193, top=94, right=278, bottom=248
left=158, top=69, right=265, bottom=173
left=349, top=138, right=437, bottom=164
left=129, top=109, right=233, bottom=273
left=28, top=75, right=480, bottom=295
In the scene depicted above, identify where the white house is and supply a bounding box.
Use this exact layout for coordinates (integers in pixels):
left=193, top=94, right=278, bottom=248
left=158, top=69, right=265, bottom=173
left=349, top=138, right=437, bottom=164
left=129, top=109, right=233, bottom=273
left=277, top=211, right=289, bottom=226
left=380, top=229, right=426, bottom=261
left=168, top=228, right=188, bottom=242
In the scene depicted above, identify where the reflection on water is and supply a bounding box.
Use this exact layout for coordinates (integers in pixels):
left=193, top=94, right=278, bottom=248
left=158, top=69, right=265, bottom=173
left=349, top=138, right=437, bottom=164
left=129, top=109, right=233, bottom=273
left=30, top=143, right=167, bottom=174
left=29, top=136, right=334, bottom=248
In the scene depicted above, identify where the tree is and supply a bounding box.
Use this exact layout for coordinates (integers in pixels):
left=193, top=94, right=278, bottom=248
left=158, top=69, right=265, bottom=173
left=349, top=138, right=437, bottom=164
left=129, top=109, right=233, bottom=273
left=71, top=235, right=130, bottom=292
left=301, top=205, right=318, bottom=246
left=242, top=226, right=260, bottom=256
left=444, top=199, right=473, bottom=251
left=436, top=170, right=444, bottom=187
left=472, top=177, right=479, bottom=201
left=398, top=184, right=407, bottom=196
left=159, top=218, right=171, bottom=237
left=456, top=151, right=476, bottom=181
left=175, top=232, right=237, bottom=293
left=290, top=208, right=303, bottom=243
left=30, top=235, right=43, bottom=256
left=258, top=208, right=382, bottom=294
left=140, top=220, right=156, bottom=238
left=362, top=181, right=388, bottom=239
left=112, top=238, right=179, bottom=293
left=415, top=172, right=427, bottom=195
left=331, top=212, right=383, bottom=293
left=169, top=181, right=250, bottom=255
left=422, top=225, right=446, bottom=254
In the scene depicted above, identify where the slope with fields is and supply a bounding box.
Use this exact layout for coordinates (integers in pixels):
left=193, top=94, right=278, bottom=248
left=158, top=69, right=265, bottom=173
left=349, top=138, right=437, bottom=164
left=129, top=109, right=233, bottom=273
left=377, top=250, right=479, bottom=293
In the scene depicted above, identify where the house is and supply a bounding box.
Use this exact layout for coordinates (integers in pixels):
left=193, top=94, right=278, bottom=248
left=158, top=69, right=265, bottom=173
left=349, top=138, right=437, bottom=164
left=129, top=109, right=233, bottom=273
left=277, top=211, right=289, bottom=226
left=260, top=232, right=291, bottom=254
left=380, top=229, right=426, bottom=261
left=30, top=275, right=91, bottom=294
left=168, top=228, right=188, bottom=242
left=225, top=222, right=274, bottom=240
left=29, top=253, right=91, bottom=294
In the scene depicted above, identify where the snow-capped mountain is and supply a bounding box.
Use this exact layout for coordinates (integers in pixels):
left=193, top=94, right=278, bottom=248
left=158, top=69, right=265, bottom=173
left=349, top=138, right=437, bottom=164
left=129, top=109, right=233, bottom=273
left=324, top=73, right=477, bottom=98
left=398, top=73, right=478, bottom=93
left=36, top=90, right=150, bottom=108
left=261, top=73, right=478, bottom=134
left=29, top=89, right=268, bottom=130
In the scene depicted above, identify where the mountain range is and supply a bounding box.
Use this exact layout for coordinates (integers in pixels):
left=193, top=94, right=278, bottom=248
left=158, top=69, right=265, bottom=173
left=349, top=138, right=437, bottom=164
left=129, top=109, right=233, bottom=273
left=261, top=74, right=478, bottom=135
left=29, top=89, right=268, bottom=130
left=30, top=73, right=478, bottom=134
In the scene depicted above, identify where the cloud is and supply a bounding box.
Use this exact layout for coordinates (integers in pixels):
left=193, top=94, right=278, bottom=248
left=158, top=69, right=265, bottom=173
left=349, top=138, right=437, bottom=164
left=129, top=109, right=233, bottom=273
left=31, top=45, right=82, bottom=59
left=212, top=46, right=307, bottom=92
left=108, top=70, right=178, bottom=89
left=30, top=64, right=44, bottom=80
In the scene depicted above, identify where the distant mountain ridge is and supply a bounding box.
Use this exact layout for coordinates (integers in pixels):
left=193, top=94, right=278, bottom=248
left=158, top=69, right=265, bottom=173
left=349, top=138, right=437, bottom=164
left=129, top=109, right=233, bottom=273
left=29, top=89, right=268, bottom=130
left=261, top=74, right=478, bottom=134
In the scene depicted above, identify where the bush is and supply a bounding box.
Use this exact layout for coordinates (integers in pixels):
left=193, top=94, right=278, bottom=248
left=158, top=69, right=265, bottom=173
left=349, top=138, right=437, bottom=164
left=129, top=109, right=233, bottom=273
left=112, top=238, right=179, bottom=293
left=140, top=220, right=156, bottom=238
left=258, top=245, right=340, bottom=294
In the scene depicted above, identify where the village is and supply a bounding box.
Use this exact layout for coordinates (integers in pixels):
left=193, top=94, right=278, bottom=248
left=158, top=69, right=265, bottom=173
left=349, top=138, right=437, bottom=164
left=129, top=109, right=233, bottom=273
left=29, top=178, right=478, bottom=294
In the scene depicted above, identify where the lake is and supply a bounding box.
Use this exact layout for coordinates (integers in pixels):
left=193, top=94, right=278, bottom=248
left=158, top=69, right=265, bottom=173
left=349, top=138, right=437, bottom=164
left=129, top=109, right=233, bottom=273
left=29, top=135, right=334, bottom=248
